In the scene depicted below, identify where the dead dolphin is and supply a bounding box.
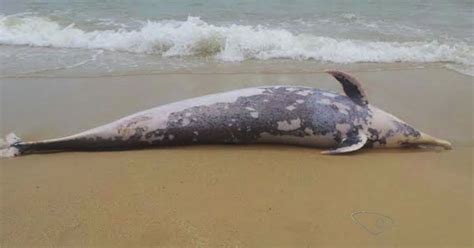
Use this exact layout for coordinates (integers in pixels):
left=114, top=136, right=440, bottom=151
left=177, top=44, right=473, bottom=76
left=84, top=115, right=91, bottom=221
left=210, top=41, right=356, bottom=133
left=0, top=70, right=451, bottom=157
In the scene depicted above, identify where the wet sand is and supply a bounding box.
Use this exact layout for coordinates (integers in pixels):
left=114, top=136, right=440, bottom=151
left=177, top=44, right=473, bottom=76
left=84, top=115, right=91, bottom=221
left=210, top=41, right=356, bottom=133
left=1, top=67, right=472, bottom=247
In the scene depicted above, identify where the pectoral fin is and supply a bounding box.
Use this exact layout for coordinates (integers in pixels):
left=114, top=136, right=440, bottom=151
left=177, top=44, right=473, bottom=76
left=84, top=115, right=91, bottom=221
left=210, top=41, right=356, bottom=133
left=322, top=131, right=368, bottom=155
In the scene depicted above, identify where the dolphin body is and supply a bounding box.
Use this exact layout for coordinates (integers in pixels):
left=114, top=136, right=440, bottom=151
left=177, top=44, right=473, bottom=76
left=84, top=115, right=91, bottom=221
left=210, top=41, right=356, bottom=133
left=0, top=70, right=451, bottom=157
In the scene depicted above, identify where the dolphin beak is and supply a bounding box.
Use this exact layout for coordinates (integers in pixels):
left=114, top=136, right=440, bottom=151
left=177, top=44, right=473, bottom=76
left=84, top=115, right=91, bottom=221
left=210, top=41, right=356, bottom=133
left=418, top=132, right=453, bottom=150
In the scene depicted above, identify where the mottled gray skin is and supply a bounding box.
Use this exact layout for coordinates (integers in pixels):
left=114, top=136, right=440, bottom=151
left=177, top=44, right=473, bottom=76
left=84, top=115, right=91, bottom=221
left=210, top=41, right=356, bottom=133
left=2, top=70, right=451, bottom=157
left=18, top=86, right=363, bottom=150
left=150, top=87, right=367, bottom=147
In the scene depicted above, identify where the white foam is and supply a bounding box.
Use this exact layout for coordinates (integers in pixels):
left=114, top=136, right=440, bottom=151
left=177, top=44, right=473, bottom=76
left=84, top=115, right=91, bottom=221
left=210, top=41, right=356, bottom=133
left=444, top=64, right=474, bottom=76
left=0, top=15, right=473, bottom=67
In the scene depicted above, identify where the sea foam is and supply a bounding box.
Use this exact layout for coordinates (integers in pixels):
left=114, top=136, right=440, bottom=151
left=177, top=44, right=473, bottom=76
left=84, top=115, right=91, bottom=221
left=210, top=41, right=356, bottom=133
left=1, top=15, right=473, bottom=66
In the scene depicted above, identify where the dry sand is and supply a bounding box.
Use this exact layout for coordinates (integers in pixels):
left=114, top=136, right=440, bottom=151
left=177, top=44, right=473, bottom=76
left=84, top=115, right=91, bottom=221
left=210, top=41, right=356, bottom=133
left=1, top=66, right=472, bottom=247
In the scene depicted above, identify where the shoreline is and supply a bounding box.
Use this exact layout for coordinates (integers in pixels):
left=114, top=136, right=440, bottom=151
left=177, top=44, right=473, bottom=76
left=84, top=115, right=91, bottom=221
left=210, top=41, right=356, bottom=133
left=1, top=59, right=472, bottom=79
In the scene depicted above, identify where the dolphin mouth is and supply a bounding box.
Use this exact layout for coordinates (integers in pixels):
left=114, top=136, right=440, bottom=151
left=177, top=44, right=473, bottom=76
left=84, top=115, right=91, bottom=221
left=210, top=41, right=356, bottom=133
left=415, top=132, right=453, bottom=150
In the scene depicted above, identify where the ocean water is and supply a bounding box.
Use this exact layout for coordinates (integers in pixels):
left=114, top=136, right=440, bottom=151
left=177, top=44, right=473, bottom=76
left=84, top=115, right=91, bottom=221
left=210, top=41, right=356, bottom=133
left=1, top=0, right=473, bottom=77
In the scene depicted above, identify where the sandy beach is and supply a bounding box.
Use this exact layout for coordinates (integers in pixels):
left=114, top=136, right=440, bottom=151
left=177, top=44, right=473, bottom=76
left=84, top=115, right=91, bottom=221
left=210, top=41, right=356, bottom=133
left=1, top=66, right=472, bottom=247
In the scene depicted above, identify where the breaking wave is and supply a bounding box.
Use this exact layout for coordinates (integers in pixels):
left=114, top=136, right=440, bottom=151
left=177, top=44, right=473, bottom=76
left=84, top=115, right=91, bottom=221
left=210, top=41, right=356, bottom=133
left=1, top=15, right=473, bottom=65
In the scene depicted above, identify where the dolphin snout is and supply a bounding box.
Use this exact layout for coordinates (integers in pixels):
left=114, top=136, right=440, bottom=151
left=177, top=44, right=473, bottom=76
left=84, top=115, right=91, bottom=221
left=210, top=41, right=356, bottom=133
left=418, top=132, right=452, bottom=150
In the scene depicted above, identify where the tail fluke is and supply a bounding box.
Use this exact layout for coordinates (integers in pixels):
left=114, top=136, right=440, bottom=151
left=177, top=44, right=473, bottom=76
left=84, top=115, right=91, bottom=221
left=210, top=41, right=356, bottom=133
left=0, top=133, right=23, bottom=158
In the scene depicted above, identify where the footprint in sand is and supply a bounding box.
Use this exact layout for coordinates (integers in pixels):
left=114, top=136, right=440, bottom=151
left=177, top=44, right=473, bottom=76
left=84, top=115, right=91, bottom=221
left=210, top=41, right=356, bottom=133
left=351, top=211, right=394, bottom=235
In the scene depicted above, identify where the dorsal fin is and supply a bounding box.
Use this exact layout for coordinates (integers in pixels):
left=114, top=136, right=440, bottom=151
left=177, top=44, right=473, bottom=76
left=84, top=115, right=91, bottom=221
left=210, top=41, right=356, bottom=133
left=325, top=70, right=369, bottom=106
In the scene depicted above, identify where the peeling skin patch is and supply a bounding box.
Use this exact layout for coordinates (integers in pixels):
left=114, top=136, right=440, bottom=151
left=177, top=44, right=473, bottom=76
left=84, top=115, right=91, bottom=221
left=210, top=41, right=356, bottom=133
left=250, top=112, right=259, bottom=118
left=333, top=102, right=351, bottom=115
left=336, top=123, right=351, bottom=135
left=296, top=99, right=304, bottom=104
left=245, top=107, right=256, bottom=111
left=117, top=115, right=151, bottom=138
left=181, top=118, right=191, bottom=126
left=286, top=105, right=296, bottom=111
left=296, top=90, right=313, bottom=96
left=322, top=92, right=337, bottom=98
left=277, top=118, right=301, bottom=131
